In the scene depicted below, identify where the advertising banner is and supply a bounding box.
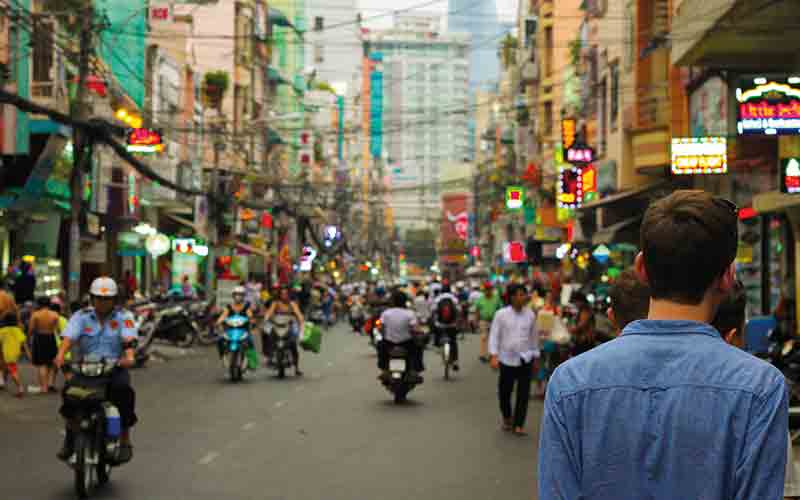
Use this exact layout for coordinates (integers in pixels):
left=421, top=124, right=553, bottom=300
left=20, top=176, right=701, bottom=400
left=440, top=193, right=469, bottom=264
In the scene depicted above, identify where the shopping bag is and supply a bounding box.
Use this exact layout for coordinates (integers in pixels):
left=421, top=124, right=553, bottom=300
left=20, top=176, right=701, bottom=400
left=550, top=317, right=572, bottom=345
left=246, top=346, right=259, bottom=370
left=300, top=322, right=322, bottom=353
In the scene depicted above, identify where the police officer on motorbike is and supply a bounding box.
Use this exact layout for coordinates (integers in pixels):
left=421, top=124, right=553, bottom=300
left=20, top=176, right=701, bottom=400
left=55, top=277, right=138, bottom=463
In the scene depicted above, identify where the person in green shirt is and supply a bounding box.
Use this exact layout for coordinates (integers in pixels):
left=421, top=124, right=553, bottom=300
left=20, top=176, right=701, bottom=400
left=475, top=282, right=503, bottom=363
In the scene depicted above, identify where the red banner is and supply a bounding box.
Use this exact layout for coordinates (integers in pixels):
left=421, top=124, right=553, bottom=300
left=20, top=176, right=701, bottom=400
left=441, top=193, right=469, bottom=264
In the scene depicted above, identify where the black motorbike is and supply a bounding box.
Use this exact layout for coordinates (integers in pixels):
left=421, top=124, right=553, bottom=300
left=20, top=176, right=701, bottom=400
left=138, top=301, right=198, bottom=349
left=265, top=315, right=296, bottom=379
left=767, top=326, right=800, bottom=438
left=60, top=357, right=127, bottom=498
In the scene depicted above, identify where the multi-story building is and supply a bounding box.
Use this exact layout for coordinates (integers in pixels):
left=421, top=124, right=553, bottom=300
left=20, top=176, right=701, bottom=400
left=305, top=0, right=360, bottom=97
left=361, top=16, right=471, bottom=235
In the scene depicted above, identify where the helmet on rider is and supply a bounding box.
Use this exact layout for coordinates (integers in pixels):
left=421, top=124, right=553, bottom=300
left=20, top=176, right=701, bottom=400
left=232, top=285, right=246, bottom=304
left=89, top=276, right=118, bottom=315
left=89, top=276, right=118, bottom=298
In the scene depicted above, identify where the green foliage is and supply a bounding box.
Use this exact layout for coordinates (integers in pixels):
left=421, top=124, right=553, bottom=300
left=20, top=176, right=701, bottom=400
left=314, top=80, right=336, bottom=94
left=569, top=38, right=582, bottom=67
left=204, top=70, right=230, bottom=95
left=498, top=34, right=518, bottom=69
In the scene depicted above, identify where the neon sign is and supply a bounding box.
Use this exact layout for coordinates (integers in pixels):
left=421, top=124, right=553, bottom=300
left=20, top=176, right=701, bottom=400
left=737, top=77, right=800, bottom=135
left=566, top=143, right=595, bottom=164
left=126, top=128, right=164, bottom=154
left=781, top=158, right=800, bottom=194
left=562, top=118, right=577, bottom=150
left=505, top=186, right=524, bottom=210
left=671, top=137, right=727, bottom=175
left=558, top=165, right=584, bottom=209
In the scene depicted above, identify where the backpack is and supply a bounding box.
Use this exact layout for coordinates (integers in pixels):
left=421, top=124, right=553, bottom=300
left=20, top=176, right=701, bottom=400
left=436, top=296, right=456, bottom=324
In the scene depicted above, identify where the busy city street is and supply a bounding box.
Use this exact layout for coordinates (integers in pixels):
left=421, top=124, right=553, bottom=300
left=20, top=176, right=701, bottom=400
left=0, top=324, right=540, bottom=500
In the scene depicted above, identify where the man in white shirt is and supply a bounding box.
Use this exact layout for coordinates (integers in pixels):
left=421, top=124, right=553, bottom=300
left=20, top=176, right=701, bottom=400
left=378, top=290, right=424, bottom=382
left=489, top=283, right=539, bottom=436
left=432, top=284, right=461, bottom=369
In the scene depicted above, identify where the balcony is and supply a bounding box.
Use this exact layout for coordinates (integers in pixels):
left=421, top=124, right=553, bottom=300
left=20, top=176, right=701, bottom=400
left=30, top=81, right=69, bottom=114
left=634, top=93, right=669, bottom=130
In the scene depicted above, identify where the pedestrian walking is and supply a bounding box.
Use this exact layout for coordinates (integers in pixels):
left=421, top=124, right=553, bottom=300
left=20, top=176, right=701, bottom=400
left=0, top=313, right=31, bottom=398
left=475, top=282, right=503, bottom=363
left=489, top=283, right=539, bottom=436
left=28, top=296, right=61, bottom=393
left=539, top=190, right=789, bottom=500
left=0, top=289, right=18, bottom=389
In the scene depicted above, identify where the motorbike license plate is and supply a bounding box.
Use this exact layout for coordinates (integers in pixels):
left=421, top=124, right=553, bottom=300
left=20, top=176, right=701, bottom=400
left=389, top=359, right=406, bottom=372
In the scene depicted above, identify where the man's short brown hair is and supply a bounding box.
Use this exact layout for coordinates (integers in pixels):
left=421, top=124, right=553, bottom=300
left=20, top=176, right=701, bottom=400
left=609, top=269, right=650, bottom=330
left=640, top=190, right=738, bottom=304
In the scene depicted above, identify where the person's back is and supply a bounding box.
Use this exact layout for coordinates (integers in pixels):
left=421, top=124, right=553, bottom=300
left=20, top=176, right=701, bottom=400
left=546, top=322, right=785, bottom=499
left=539, top=191, right=788, bottom=500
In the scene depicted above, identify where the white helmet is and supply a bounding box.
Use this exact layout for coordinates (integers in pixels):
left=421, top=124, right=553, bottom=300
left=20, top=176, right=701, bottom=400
left=89, top=277, right=118, bottom=298
left=232, top=286, right=246, bottom=303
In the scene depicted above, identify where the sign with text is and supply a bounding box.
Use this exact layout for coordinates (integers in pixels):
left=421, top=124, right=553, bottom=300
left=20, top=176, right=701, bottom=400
left=781, top=158, right=800, bottom=194
left=671, top=137, right=727, bottom=175
left=561, top=118, right=577, bottom=150
left=566, top=143, right=595, bottom=164
left=558, top=165, right=583, bottom=209
left=127, top=128, right=164, bottom=154
left=737, top=76, right=800, bottom=135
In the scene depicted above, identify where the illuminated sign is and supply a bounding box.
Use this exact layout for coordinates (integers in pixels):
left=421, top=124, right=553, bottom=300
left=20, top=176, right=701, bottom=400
left=737, top=77, right=800, bottom=135
left=503, top=241, right=526, bottom=264
left=172, top=238, right=196, bottom=254
left=299, top=246, right=317, bottom=272
left=566, top=144, right=595, bottom=164
left=562, top=118, right=577, bottom=150
left=581, top=164, right=597, bottom=200
left=145, top=233, right=170, bottom=257
left=781, top=158, right=800, bottom=194
left=558, top=165, right=584, bottom=209
left=505, top=186, right=524, bottom=210
left=126, top=128, right=164, bottom=154
left=671, top=137, right=727, bottom=175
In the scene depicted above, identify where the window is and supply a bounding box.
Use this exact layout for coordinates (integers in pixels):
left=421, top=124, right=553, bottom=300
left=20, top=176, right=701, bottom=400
left=610, top=62, right=619, bottom=128
left=624, top=1, right=634, bottom=72
left=543, top=101, right=553, bottom=136
left=544, top=27, right=553, bottom=77
left=314, top=16, right=324, bottom=31
left=31, top=15, right=54, bottom=86
left=599, top=76, right=607, bottom=155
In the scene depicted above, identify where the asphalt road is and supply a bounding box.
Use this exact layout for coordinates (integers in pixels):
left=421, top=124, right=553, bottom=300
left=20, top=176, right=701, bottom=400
left=0, top=323, right=542, bottom=499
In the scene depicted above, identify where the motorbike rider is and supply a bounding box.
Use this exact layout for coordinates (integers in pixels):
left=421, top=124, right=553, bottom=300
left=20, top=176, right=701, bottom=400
left=215, top=286, right=255, bottom=358
left=378, top=290, right=424, bottom=383
left=55, top=277, right=138, bottom=463
left=432, top=284, right=461, bottom=371
left=264, top=286, right=305, bottom=376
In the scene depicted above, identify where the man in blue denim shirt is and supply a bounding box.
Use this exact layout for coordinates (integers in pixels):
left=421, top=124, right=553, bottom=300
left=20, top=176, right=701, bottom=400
left=539, top=190, right=788, bottom=500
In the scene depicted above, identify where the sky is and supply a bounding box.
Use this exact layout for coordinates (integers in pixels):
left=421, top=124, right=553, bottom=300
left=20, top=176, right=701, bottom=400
left=357, top=0, right=517, bottom=29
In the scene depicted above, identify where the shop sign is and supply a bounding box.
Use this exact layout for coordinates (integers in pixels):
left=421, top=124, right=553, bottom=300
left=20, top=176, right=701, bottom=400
left=581, top=164, right=597, bottom=201
left=562, top=118, right=577, bottom=150
left=670, top=137, right=727, bottom=175
left=781, top=158, right=800, bottom=194
left=592, top=244, right=610, bottom=264
left=690, top=76, right=728, bottom=137
left=566, top=144, right=595, bottom=164
left=126, top=128, right=164, bottom=154
left=149, top=5, right=172, bottom=22
left=503, top=241, right=526, bottom=264
left=172, top=238, right=196, bottom=254
left=558, top=166, right=582, bottom=208
left=145, top=233, right=170, bottom=257
left=737, top=77, right=800, bottom=135
left=505, top=186, right=524, bottom=210
left=299, top=246, right=317, bottom=272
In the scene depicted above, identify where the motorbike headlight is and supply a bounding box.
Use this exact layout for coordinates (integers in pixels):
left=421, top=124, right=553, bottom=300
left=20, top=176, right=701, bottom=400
left=81, top=362, right=103, bottom=377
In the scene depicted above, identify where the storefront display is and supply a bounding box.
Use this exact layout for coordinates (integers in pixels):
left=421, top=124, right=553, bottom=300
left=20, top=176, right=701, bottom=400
left=34, top=258, right=63, bottom=297
left=737, top=216, right=764, bottom=318
left=766, top=216, right=793, bottom=313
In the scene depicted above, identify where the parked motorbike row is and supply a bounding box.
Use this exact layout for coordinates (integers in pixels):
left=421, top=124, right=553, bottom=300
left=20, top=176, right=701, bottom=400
left=130, top=295, right=219, bottom=366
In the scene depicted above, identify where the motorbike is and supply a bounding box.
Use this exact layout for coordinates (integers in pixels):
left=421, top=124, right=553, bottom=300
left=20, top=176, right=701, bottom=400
left=309, top=307, right=327, bottom=329
left=378, top=330, right=427, bottom=404
left=349, top=302, right=365, bottom=334
left=221, top=313, right=251, bottom=382
left=138, top=300, right=198, bottom=349
left=60, top=356, right=127, bottom=499
left=267, top=315, right=296, bottom=379
left=438, top=324, right=459, bottom=380
left=187, top=300, right=219, bottom=346
left=767, top=326, right=800, bottom=440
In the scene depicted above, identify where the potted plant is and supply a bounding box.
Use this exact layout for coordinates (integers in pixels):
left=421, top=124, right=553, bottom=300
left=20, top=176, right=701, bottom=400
left=203, top=70, right=230, bottom=109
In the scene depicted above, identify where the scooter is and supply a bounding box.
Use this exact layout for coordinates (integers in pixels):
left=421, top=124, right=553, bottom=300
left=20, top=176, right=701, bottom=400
left=378, top=330, right=426, bottom=404
left=60, top=356, right=128, bottom=499
left=221, top=314, right=251, bottom=382
left=349, top=302, right=365, bottom=334
left=267, top=315, right=296, bottom=379
left=138, top=302, right=197, bottom=349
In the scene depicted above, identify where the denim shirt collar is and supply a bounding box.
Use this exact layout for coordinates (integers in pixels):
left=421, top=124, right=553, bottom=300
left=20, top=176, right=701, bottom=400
left=621, top=319, right=721, bottom=339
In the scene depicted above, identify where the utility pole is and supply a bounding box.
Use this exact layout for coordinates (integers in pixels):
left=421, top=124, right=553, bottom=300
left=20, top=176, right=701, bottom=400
left=68, top=3, right=94, bottom=302
left=207, top=124, right=224, bottom=294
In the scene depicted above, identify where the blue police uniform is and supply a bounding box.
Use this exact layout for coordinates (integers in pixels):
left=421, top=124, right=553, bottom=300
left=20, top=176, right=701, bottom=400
left=60, top=307, right=139, bottom=428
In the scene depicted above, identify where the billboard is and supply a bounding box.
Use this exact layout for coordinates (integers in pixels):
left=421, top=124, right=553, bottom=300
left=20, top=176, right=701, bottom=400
left=440, top=193, right=469, bottom=264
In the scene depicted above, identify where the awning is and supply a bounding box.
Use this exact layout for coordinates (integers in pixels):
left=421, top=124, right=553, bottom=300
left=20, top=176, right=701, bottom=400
left=235, top=241, right=271, bottom=259
left=753, top=191, right=800, bottom=214
left=592, top=216, right=642, bottom=246
left=578, top=181, right=670, bottom=211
